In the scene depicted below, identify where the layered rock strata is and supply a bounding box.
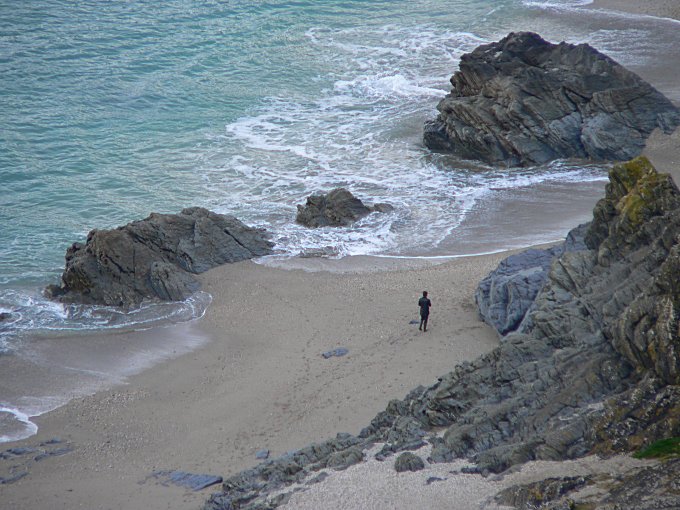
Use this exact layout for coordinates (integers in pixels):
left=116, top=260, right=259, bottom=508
left=295, top=188, right=392, bottom=228
left=46, top=207, right=273, bottom=307
left=204, top=157, right=679, bottom=509
left=424, top=32, right=680, bottom=166
left=495, top=458, right=680, bottom=509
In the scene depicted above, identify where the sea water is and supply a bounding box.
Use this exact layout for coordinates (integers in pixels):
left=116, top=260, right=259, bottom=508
left=1, top=0, right=679, bottom=441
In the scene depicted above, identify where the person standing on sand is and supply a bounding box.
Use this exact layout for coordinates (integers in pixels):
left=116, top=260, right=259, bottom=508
left=418, top=291, right=431, bottom=332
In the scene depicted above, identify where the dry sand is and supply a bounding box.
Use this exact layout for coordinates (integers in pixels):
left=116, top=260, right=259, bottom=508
left=0, top=253, right=507, bottom=510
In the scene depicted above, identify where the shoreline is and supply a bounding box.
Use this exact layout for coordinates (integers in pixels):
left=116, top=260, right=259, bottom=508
left=0, top=251, right=509, bottom=510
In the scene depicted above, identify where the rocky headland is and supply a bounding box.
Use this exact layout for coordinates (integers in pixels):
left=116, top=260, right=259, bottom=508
left=423, top=32, right=680, bottom=166
left=45, top=207, right=273, bottom=307
left=203, top=157, right=680, bottom=509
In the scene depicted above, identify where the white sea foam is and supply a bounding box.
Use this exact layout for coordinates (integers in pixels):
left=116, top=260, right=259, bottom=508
left=196, top=23, right=612, bottom=262
left=0, top=407, right=38, bottom=443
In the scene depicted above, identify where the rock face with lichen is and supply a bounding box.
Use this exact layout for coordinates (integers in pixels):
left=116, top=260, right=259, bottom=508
left=203, top=158, right=680, bottom=510
left=424, top=32, right=680, bottom=166
left=45, top=207, right=273, bottom=307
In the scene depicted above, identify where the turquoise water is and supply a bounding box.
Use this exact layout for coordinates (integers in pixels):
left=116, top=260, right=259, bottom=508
left=1, top=0, right=680, bottom=441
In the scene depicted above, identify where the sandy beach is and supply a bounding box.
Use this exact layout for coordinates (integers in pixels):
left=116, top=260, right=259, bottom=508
left=2, top=2, right=679, bottom=510
left=0, top=253, right=508, bottom=509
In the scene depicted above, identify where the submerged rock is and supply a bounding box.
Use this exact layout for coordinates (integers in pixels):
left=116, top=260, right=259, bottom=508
left=295, top=188, right=393, bottom=228
left=46, top=207, right=273, bottom=307
left=424, top=32, right=680, bottom=166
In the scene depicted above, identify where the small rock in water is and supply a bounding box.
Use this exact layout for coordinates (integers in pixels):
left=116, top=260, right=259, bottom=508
left=321, top=347, right=349, bottom=359
left=255, top=449, right=270, bottom=460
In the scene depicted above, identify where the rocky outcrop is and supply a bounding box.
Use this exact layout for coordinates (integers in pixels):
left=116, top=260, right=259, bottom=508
left=495, top=459, right=680, bottom=509
left=295, top=188, right=393, bottom=228
left=204, top=157, right=680, bottom=510
left=475, top=223, right=587, bottom=335
left=46, top=207, right=273, bottom=307
left=424, top=32, right=680, bottom=167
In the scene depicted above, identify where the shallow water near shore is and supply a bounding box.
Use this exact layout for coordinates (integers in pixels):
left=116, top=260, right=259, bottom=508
left=2, top=0, right=680, bottom=442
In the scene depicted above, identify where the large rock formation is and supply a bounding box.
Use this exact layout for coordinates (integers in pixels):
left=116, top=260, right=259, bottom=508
left=475, top=223, right=587, bottom=335
left=46, top=207, right=273, bottom=307
left=295, top=188, right=392, bottom=228
left=424, top=32, right=680, bottom=167
left=204, top=158, right=680, bottom=509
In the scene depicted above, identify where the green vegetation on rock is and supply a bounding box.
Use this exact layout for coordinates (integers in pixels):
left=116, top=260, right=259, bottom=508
left=633, top=437, right=680, bottom=459
left=612, top=156, right=655, bottom=193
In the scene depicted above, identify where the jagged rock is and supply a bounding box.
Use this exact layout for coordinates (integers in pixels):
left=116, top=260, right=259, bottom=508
left=496, top=459, right=680, bottom=509
left=295, top=188, right=393, bottom=228
left=494, top=476, right=589, bottom=509
left=204, top=433, right=364, bottom=510
left=394, top=452, right=425, bottom=473
left=326, top=446, right=364, bottom=470
left=475, top=224, right=588, bottom=335
left=424, top=32, right=680, bottom=166
left=45, top=207, right=273, bottom=307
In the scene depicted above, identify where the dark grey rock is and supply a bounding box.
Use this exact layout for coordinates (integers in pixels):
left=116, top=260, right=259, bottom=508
left=496, top=459, right=680, bottom=509
left=255, top=449, right=270, bottom=460
left=424, top=32, right=680, bottom=166
left=475, top=223, right=589, bottom=335
left=0, top=471, right=28, bottom=485
left=425, top=476, right=446, bottom=485
left=295, top=188, right=392, bottom=228
left=34, top=446, right=73, bottom=461
left=40, top=438, right=63, bottom=446
left=45, top=207, right=273, bottom=307
left=5, top=447, right=36, bottom=456
left=321, top=348, right=349, bottom=359
left=495, top=476, right=589, bottom=509
left=153, top=470, right=223, bottom=491
left=305, top=472, right=329, bottom=485
left=326, top=446, right=364, bottom=470
left=394, top=452, right=425, bottom=473
left=0, top=312, right=13, bottom=322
